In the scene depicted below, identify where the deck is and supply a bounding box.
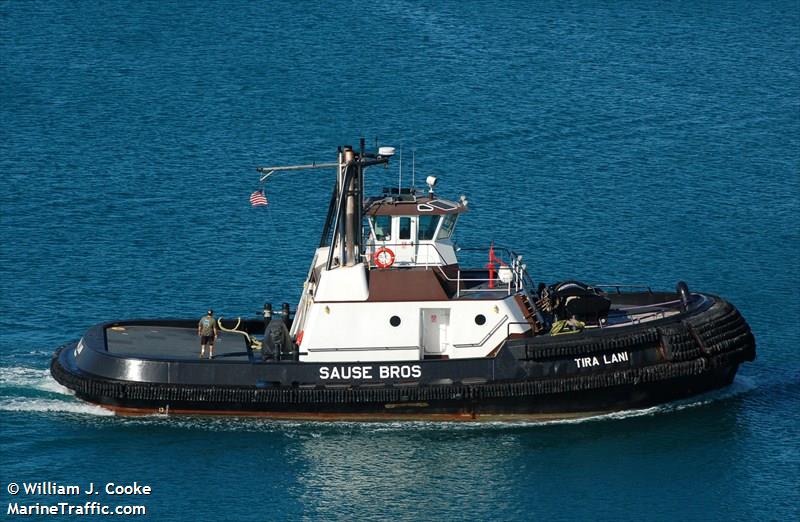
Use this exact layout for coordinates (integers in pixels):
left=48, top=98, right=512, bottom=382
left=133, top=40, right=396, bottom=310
left=106, top=325, right=252, bottom=361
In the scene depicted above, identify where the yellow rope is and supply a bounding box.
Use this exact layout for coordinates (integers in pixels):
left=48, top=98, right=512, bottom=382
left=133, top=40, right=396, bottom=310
left=217, top=317, right=262, bottom=350
left=550, top=318, right=585, bottom=336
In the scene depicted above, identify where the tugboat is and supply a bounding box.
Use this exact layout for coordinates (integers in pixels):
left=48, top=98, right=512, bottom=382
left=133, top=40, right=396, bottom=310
left=51, top=141, right=756, bottom=420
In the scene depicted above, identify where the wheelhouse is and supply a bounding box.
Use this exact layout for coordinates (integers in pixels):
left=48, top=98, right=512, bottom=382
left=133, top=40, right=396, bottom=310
left=364, top=191, right=467, bottom=267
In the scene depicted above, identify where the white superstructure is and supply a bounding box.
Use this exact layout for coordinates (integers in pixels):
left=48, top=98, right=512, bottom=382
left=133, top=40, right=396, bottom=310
left=258, top=143, right=539, bottom=363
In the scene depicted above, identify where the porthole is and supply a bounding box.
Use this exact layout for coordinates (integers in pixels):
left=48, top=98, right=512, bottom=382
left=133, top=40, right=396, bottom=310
left=475, top=314, right=486, bottom=325
left=390, top=315, right=401, bottom=327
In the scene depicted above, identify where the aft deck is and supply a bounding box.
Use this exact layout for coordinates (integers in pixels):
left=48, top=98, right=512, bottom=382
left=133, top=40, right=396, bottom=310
left=106, top=324, right=252, bottom=361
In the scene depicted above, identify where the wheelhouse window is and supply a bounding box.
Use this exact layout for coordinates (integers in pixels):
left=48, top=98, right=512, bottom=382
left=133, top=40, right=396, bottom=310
left=398, top=217, right=412, bottom=240
left=437, top=214, right=457, bottom=239
left=370, top=216, right=392, bottom=241
left=417, top=215, right=441, bottom=240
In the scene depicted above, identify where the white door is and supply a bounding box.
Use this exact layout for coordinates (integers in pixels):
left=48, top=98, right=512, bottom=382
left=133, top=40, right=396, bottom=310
left=420, top=308, right=450, bottom=355
left=394, top=216, right=416, bottom=265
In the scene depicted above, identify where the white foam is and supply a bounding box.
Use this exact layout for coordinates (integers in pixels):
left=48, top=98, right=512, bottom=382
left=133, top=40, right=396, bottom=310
left=0, top=365, right=72, bottom=395
left=27, top=350, right=56, bottom=357
left=0, top=397, right=114, bottom=416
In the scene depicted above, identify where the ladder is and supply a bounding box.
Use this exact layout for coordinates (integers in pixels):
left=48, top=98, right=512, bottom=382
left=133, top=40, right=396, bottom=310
left=515, top=291, right=544, bottom=334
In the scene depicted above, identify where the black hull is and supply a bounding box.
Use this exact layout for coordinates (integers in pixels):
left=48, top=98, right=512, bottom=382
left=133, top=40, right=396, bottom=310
left=55, top=361, right=740, bottom=420
left=50, top=295, right=755, bottom=420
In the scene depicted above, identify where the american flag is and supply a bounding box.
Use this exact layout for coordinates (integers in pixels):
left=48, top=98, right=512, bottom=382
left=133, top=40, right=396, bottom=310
left=250, top=190, right=268, bottom=207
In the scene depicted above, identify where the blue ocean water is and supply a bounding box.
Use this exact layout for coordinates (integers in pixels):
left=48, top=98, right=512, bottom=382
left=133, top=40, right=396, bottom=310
left=1, top=1, right=798, bottom=520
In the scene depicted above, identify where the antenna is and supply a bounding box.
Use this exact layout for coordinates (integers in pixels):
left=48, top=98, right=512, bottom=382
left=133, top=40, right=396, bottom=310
left=412, top=150, right=415, bottom=189
left=398, top=149, right=402, bottom=193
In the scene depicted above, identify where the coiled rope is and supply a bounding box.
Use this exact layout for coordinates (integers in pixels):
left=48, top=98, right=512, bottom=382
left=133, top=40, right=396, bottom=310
left=216, top=317, right=262, bottom=350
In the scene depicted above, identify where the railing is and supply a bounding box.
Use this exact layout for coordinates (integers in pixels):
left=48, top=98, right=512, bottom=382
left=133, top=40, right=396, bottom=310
left=364, top=241, right=452, bottom=269
left=453, top=315, right=509, bottom=348
left=364, top=242, right=535, bottom=298
left=506, top=321, right=533, bottom=340
left=291, top=250, right=325, bottom=337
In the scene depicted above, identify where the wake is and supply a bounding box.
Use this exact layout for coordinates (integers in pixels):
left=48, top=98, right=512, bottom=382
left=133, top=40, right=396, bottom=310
left=0, top=365, right=112, bottom=416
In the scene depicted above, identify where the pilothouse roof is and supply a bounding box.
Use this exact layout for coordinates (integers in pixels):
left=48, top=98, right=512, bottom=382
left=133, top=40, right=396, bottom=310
left=365, top=194, right=467, bottom=216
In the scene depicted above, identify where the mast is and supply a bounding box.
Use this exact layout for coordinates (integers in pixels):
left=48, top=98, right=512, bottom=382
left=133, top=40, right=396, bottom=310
left=256, top=141, right=393, bottom=270
left=343, top=145, right=356, bottom=266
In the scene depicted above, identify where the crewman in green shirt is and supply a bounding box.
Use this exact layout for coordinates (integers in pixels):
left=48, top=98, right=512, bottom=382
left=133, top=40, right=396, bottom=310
left=197, top=309, right=218, bottom=359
